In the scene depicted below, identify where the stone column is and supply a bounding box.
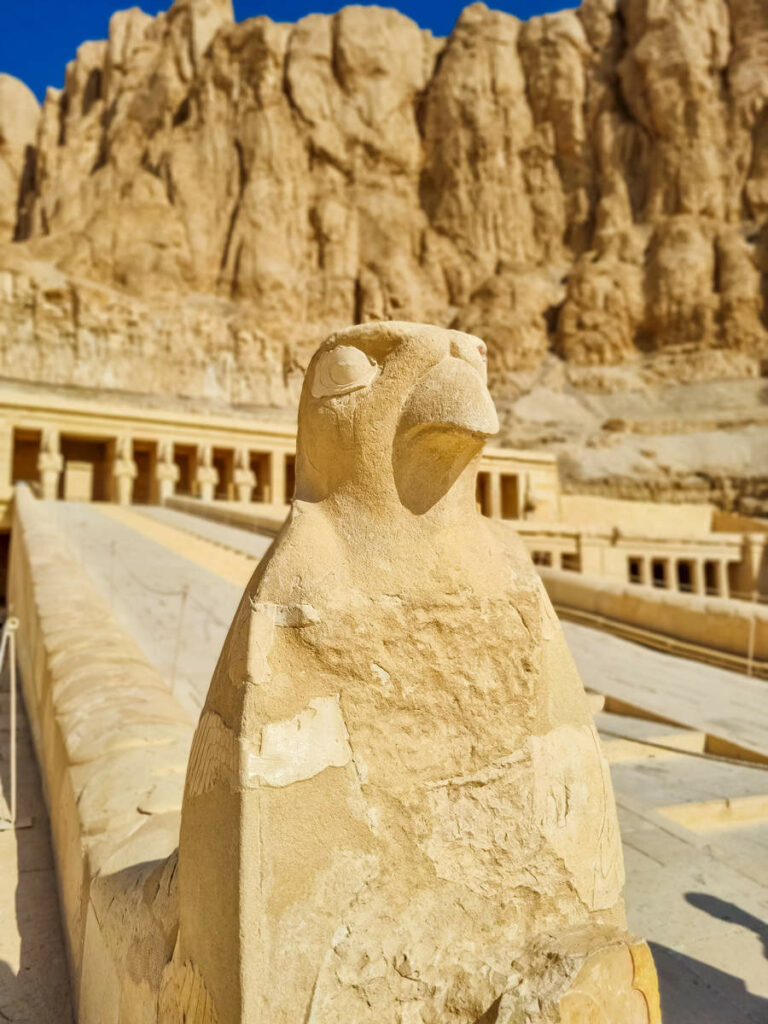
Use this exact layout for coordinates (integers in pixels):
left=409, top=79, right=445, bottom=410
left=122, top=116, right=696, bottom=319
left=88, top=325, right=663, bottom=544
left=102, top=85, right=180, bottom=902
left=37, top=428, right=63, bottom=501
left=156, top=441, right=180, bottom=504
left=693, top=559, right=706, bottom=596
left=717, top=560, right=730, bottom=599
left=641, top=556, right=652, bottom=586
left=195, top=444, right=218, bottom=502
left=270, top=450, right=286, bottom=506
left=522, top=473, right=539, bottom=520
left=233, top=448, right=256, bottom=503
left=487, top=472, right=502, bottom=519
left=0, top=421, right=13, bottom=505
left=579, top=533, right=608, bottom=577
left=113, top=435, right=137, bottom=506
left=736, top=536, right=765, bottom=599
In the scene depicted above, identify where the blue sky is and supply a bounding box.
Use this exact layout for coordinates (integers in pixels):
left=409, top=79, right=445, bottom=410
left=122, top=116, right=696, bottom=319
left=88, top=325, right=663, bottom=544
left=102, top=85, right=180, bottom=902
left=2, top=0, right=563, bottom=102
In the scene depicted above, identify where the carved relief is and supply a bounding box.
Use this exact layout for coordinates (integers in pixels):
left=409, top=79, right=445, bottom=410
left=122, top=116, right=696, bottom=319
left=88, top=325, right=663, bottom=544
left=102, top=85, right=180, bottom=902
left=158, top=959, right=218, bottom=1024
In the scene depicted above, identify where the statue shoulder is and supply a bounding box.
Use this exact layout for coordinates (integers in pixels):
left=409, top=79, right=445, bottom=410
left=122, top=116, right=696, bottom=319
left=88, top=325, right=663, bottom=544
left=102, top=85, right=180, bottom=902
left=483, top=517, right=537, bottom=572
left=247, top=501, right=344, bottom=605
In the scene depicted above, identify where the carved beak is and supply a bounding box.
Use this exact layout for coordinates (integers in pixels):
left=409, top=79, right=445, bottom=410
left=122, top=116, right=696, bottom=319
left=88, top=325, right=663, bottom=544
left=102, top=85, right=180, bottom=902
left=398, top=357, right=499, bottom=438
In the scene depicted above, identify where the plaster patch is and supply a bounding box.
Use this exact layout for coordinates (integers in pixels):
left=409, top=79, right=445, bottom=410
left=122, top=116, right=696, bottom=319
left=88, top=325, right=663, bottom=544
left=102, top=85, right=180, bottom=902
left=245, top=603, right=320, bottom=682
left=243, top=695, right=353, bottom=788
left=184, top=699, right=354, bottom=796
left=370, top=662, right=391, bottom=687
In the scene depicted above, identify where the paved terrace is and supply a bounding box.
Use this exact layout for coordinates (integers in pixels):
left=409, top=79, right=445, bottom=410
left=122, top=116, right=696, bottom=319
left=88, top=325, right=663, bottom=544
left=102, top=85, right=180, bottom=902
left=0, top=660, right=72, bottom=1022
left=4, top=500, right=768, bottom=1022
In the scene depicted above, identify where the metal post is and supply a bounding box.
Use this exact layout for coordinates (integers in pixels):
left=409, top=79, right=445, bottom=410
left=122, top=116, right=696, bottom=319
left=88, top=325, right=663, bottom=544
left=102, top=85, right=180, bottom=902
left=170, top=585, right=189, bottom=693
left=747, top=590, right=757, bottom=678
left=0, top=616, right=29, bottom=831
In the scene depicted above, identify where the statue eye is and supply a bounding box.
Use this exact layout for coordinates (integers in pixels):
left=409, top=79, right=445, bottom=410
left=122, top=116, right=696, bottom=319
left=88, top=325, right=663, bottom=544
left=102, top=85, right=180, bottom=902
left=311, top=345, right=378, bottom=398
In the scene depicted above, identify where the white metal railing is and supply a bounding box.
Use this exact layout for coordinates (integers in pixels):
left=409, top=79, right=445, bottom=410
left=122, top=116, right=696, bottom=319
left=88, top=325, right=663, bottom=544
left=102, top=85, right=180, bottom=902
left=0, top=616, right=30, bottom=832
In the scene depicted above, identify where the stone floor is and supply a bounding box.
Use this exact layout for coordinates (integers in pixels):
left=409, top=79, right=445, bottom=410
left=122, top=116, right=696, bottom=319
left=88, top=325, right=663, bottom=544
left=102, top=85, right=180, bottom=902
left=564, top=620, right=768, bottom=760
left=0, top=668, right=73, bottom=1022
left=21, top=502, right=768, bottom=1021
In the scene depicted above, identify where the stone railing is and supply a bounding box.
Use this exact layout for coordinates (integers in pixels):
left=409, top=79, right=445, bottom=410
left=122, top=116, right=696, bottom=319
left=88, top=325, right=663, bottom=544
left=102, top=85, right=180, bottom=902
left=540, top=566, right=768, bottom=673
left=8, top=485, right=192, bottom=1021
left=4, top=320, right=666, bottom=1022
left=166, top=493, right=289, bottom=536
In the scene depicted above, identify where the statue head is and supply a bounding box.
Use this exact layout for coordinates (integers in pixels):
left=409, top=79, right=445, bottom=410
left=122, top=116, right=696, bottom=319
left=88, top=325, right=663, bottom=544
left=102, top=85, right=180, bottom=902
left=296, top=322, right=498, bottom=516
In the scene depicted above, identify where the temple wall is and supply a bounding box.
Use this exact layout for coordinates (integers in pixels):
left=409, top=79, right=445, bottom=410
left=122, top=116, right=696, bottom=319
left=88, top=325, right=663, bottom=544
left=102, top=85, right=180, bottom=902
left=560, top=495, right=715, bottom=535
left=540, top=567, right=768, bottom=666
left=8, top=485, right=191, bottom=1021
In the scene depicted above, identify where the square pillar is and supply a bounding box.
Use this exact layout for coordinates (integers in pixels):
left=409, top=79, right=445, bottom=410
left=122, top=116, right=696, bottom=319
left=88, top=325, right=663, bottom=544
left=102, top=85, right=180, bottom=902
left=693, top=559, right=706, bottom=596
left=234, top=447, right=256, bottom=503
left=195, top=444, right=218, bottom=502
left=270, top=451, right=287, bottom=506
left=740, top=537, right=765, bottom=597
left=579, top=534, right=608, bottom=577
left=0, top=421, right=13, bottom=504
left=156, top=441, right=180, bottom=503
left=112, top=436, right=137, bottom=506
left=639, top=557, right=650, bottom=586
left=487, top=472, right=502, bottom=519
left=38, top=428, right=63, bottom=501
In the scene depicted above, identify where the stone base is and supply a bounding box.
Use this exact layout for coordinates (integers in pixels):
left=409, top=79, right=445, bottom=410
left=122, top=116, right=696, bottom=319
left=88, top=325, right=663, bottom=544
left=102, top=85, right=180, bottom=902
left=495, top=932, right=661, bottom=1024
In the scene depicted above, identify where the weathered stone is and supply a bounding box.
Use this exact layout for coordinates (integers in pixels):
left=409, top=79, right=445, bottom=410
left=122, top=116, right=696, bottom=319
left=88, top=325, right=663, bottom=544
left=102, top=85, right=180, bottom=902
left=8, top=485, right=193, bottom=1000
left=173, top=322, right=659, bottom=1022
left=0, top=74, right=38, bottom=242
left=0, top=0, right=766, bottom=407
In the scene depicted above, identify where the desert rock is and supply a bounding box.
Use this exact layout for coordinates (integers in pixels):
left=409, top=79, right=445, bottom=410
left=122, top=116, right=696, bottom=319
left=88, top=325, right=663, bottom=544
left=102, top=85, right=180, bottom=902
left=0, top=74, right=38, bottom=242
left=0, top=0, right=767, bottom=501
left=0, top=0, right=765, bottom=376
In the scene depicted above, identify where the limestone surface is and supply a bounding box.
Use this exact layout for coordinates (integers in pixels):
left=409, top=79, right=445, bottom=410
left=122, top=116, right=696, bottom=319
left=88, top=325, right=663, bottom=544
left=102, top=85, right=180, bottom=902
left=9, top=486, right=194, bottom=1023
left=173, top=322, right=660, bottom=1022
left=0, top=0, right=766, bottom=408
left=0, top=74, right=38, bottom=242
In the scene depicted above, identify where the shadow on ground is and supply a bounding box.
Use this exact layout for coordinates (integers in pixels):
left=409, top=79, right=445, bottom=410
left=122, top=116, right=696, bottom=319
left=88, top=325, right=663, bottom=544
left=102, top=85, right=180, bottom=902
left=652, top=892, right=768, bottom=1024
left=685, top=892, right=768, bottom=958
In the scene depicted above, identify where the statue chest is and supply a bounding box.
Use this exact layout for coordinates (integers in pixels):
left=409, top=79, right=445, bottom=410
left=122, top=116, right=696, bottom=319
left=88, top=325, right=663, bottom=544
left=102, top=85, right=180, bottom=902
left=237, top=572, right=549, bottom=789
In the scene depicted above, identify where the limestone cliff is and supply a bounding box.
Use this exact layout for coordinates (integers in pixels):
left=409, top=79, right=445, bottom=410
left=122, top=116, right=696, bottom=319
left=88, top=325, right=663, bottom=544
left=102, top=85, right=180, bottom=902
left=0, top=74, right=38, bottom=243
left=0, top=0, right=768, bottom=501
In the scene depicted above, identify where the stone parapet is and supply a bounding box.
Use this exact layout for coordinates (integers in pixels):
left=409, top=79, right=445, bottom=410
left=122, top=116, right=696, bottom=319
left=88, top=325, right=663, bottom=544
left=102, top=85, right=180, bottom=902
left=8, top=485, right=193, bottom=1021
left=540, top=568, right=768, bottom=669
left=165, top=494, right=289, bottom=536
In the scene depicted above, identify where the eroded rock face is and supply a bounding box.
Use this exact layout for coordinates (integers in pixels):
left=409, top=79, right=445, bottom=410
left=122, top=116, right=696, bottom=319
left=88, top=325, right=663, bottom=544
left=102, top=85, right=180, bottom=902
left=0, top=256, right=290, bottom=404
left=0, top=75, right=38, bottom=242
left=171, top=322, right=660, bottom=1023
left=1, top=0, right=768, bottom=401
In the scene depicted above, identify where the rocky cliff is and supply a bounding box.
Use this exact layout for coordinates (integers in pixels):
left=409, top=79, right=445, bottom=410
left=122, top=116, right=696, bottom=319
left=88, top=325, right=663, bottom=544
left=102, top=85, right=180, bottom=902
left=1, top=0, right=767, bottom=503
